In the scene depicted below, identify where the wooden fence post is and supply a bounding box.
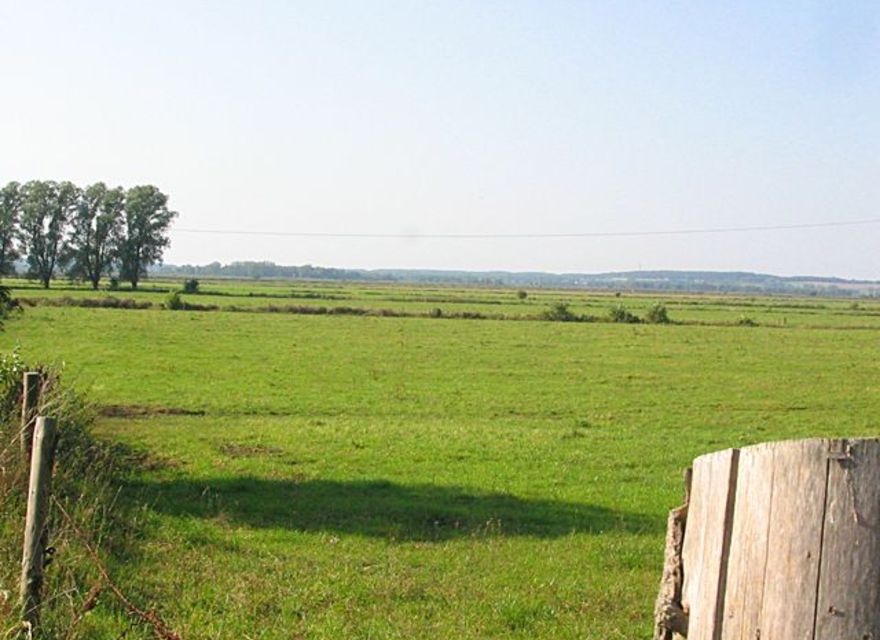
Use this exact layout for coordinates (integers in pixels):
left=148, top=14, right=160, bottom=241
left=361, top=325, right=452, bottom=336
left=654, top=468, right=692, bottom=639
left=19, top=417, right=57, bottom=631
left=661, top=438, right=880, bottom=639
left=20, top=372, right=42, bottom=459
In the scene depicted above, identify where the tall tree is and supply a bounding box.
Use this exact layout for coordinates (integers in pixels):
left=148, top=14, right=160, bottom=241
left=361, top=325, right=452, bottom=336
left=66, top=183, right=124, bottom=289
left=118, top=185, right=177, bottom=289
left=0, top=182, right=22, bottom=275
left=19, top=181, right=79, bottom=288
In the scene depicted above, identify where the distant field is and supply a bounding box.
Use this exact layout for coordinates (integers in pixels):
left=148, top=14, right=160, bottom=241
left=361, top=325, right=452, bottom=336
left=2, top=279, right=880, bottom=638
left=8, top=276, right=880, bottom=328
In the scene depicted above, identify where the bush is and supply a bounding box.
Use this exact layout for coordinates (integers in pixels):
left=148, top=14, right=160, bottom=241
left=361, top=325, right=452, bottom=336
left=108, top=277, right=120, bottom=290
left=645, top=302, right=670, bottom=324
left=542, top=302, right=578, bottom=322
left=165, top=290, right=184, bottom=310
left=0, top=285, right=20, bottom=327
left=19, top=297, right=153, bottom=310
left=516, top=290, right=528, bottom=301
left=609, top=304, right=640, bottom=323
left=327, top=306, right=369, bottom=315
left=448, top=311, right=488, bottom=320
left=737, top=315, right=758, bottom=327
left=163, top=291, right=218, bottom=312
left=183, top=278, right=200, bottom=294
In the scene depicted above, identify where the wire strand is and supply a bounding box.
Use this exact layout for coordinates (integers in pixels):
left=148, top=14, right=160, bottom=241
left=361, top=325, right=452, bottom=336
left=173, top=217, right=880, bottom=240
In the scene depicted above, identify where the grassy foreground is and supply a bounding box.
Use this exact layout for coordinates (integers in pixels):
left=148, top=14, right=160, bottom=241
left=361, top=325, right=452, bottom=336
left=1, top=284, right=879, bottom=638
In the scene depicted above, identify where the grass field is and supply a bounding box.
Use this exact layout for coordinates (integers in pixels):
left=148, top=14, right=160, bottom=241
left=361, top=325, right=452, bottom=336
left=2, top=279, right=880, bottom=638
left=9, top=277, right=880, bottom=328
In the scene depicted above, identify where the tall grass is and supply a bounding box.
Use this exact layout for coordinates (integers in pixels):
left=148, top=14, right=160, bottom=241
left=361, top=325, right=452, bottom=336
left=0, top=350, right=163, bottom=639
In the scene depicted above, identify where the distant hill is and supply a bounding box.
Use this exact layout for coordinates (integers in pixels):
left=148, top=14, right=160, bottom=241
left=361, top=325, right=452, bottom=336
left=151, top=262, right=880, bottom=297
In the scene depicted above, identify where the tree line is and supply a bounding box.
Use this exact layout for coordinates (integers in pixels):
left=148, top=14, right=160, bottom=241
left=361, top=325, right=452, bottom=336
left=0, top=181, right=176, bottom=289
left=154, top=260, right=371, bottom=281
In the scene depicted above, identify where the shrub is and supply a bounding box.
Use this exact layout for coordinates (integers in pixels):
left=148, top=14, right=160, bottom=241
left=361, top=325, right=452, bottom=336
left=542, top=302, right=578, bottom=322
left=645, top=302, right=670, bottom=324
left=328, top=306, right=369, bottom=315
left=516, top=290, right=528, bottom=301
left=165, top=290, right=184, bottom=310
left=19, top=297, right=153, bottom=310
left=0, top=285, right=20, bottom=327
left=376, top=308, right=405, bottom=317
left=448, top=311, right=487, bottom=320
left=183, top=278, right=200, bottom=294
left=737, top=315, right=758, bottom=327
left=108, top=277, right=120, bottom=290
left=609, top=304, right=640, bottom=323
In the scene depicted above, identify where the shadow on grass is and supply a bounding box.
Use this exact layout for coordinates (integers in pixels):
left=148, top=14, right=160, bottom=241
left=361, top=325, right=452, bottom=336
left=128, top=476, right=661, bottom=541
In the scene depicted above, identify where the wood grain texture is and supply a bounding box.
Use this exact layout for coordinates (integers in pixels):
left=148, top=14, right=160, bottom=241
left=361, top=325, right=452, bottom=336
left=815, top=439, right=880, bottom=639
left=19, top=417, right=57, bottom=628
left=19, top=371, right=41, bottom=458
left=682, top=448, right=739, bottom=640
left=672, top=438, right=880, bottom=639
left=654, top=469, right=692, bottom=640
left=757, top=439, right=829, bottom=640
left=719, top=442, right=775, bottom=640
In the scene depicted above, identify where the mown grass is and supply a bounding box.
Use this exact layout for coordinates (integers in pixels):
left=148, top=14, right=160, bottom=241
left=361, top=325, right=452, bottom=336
left=1, top=284, right=879, bottom=638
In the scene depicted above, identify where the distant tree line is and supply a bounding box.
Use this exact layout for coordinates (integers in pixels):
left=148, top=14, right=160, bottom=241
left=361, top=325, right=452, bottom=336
left=153, top=261, right=370, bottom=281
left=0, top=181, right=176, bottom=289
left=152, top=261, right=877, bottom=297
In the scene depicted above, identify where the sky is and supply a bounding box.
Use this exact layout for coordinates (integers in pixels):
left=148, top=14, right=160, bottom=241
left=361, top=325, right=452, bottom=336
left=1, top=1, right=879, bottom=278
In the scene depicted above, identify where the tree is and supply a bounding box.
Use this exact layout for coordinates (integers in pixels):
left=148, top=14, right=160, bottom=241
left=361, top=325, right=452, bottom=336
left=118, top=185, right=177, bottom=289
left=18, top=180, right=79, bottom=288
left=0, top=182, right=22, bottom=276
left=66, top=183, right=124, bottom=289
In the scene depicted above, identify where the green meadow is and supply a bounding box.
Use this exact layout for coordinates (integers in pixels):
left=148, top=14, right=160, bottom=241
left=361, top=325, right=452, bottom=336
left=10, top=277, right=880, bottom=327
left=2, top=280, right=880, bottom=638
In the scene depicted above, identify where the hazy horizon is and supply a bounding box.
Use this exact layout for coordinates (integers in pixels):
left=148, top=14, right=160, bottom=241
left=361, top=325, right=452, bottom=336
left=2, top=1, right=878, bottom=279
left=156, top=256, right=880, bottom=283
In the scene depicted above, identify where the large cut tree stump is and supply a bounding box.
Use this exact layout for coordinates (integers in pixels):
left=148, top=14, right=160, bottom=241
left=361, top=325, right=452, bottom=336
left=655, top=438, right=880, bottom=640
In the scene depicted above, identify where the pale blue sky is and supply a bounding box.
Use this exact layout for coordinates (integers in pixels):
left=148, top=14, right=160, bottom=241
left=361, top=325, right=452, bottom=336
left=2, top=1, right=878, bottom=277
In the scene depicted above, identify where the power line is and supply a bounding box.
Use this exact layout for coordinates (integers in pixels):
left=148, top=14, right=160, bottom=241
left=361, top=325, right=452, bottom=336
left=173, top=217, right=880, bottom=240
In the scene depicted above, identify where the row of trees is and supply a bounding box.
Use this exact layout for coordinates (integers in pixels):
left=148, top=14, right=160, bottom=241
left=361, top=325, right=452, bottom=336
left=154, top=260, right=369, bottom=281
left=0, top=181, right=176, bottom=289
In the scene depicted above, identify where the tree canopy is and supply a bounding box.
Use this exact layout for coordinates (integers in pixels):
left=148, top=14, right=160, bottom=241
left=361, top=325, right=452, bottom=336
left=66, top=183, right=126, bottom=289
left=1, top=180, right=176, bottom=288
left=118, top=185, right=177, bottom=290
left=0, top=182, right=21, bottom=276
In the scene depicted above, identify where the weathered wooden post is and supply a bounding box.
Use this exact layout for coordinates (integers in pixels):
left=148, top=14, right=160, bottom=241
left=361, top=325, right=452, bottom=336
left=654, top=468, right=692, bottom=639
left=20, top=372, right=42, bottom=459
left=20, top=417, right=57, bottom=631
left=654, top=438, right=880, bottom=640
